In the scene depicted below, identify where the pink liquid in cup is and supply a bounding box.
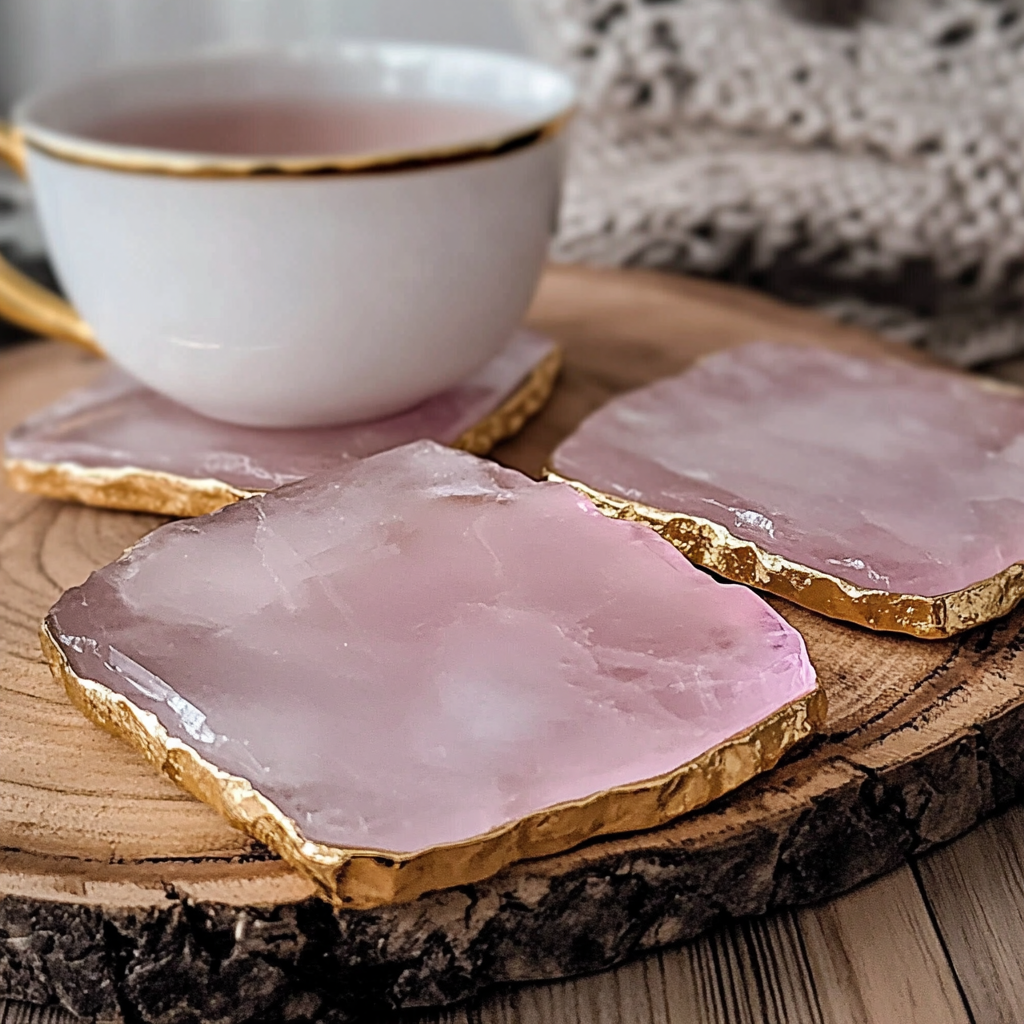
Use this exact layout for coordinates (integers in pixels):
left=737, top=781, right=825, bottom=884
left=84, top=97, right=527, bottom=157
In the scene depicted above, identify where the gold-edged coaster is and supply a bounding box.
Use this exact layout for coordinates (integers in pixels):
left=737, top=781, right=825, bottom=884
left=42, top=441, right=823, bottom=908
left=6, top=331, right=560, bottom=516
left=548, top=341, right=1024, bottom=639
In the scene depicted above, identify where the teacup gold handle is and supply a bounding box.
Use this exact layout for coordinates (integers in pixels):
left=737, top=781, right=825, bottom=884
left=0, top=122, right=102, bottom=355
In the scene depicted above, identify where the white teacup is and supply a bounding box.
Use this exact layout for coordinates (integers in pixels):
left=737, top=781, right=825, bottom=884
left=0, top=43, right=574, bottom=427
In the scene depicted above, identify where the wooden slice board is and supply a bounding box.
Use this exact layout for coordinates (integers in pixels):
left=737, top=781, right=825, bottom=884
left=3, top=265, right=1024, bottom=1024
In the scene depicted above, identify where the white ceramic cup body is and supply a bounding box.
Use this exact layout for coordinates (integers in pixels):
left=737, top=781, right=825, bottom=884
left=13, top=43, right=574, bottom=427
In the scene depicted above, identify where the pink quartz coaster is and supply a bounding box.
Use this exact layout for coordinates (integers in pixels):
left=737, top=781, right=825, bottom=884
left=43, top=440, right=822, bottom=908
left=6, top=331, right=559, bottom=516
left=550, top=341, right=1024, bottom=637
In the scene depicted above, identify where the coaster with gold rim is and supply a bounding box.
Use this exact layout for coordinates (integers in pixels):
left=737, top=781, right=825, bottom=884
left=548, top=341, right=1024, bottom=639
left=5, top=330, right=560, bottom=517
left=43, top=440, right=822, bottom=909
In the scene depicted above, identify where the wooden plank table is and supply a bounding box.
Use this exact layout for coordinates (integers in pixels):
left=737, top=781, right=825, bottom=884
left=3, top=266, right=1024, bottom=1022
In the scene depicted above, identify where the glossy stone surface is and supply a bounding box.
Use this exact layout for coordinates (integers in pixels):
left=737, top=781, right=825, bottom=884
left=552, top=341, right=1024, bottom=597
left=7, top=331, right=554, bottom=491
left=47, top=441, right=815, bottom=855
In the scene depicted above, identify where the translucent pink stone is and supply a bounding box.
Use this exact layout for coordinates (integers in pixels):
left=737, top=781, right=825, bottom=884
left=47, top=441, right=816, bottom=854
left=7, top=332, right=554, bottom=491
left=551, top=341, right=1024, bottom=597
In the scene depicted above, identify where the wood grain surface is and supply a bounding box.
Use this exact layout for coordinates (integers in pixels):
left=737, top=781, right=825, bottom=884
left=8, top=809, right=1024, bottom=1023
left=3, top=265, right=1024, bottom=1023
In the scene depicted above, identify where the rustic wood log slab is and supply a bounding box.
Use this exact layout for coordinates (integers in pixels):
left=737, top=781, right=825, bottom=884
left=2, top=265, right=1023, bottom=1024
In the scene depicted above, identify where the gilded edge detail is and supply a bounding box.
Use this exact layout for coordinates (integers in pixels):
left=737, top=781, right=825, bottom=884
left=547, top=473, right=1024, bottom=640
left=22, top=111, right=573, bottom=179
left=450, top=345, right=562, bottom=456
left=3, top=460, right=253, bottom=517
left=3, top=346, right=562, bottom=517
left=40, top=619, right=826, bottom=910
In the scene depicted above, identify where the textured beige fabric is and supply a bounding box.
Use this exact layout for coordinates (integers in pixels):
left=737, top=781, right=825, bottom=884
left=517, top=0, right=1024, bottom=364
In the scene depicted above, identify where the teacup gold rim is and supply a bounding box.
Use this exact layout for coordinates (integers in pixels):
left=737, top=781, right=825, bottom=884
left=16, top=106, right=575, bottom=179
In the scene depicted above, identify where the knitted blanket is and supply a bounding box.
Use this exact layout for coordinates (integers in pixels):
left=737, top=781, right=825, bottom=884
left=515, top=0, right=1024, bottom=365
